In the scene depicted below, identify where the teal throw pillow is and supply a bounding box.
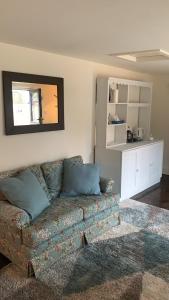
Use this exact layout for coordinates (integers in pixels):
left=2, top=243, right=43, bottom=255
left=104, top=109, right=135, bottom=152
left=62, top=161, right=101, bottom=196
left=0, top=169, right=50, bottom=220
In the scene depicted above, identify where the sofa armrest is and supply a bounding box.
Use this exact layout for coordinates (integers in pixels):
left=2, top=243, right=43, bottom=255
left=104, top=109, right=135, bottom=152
left=0, top=200, right=30, bottom=229
left=100, top=177, right=114, bottom=194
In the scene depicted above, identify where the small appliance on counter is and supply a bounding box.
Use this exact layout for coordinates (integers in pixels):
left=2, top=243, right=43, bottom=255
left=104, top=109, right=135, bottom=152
left=136, top=128, right=144, bottom=141
left=127, top=127, right=144, bottom=143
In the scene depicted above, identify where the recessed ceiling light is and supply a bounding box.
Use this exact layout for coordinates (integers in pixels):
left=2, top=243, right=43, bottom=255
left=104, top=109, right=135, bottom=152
left=110, top=49, right=169, bottom=62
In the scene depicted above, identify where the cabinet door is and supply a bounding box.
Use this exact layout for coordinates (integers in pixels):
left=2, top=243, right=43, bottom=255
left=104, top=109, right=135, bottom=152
left=135, top=147, right=150, bottom=193
left=149, top=143, right=163, bottom=186
left=121, top=150, right=137, bottom=199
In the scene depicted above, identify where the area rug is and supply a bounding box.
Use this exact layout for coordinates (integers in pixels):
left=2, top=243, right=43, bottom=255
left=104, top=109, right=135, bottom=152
left=0, top=199, right=169, bottom=300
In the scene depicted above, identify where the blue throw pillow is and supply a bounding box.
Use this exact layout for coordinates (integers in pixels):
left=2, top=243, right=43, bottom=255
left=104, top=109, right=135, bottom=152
left=62, top=161, right=101, bottom=196
left=0, top=169, right=50, bottom=220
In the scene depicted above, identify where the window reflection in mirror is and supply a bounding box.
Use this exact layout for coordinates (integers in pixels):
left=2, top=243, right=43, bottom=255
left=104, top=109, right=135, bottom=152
left=12, top=82, right=58, bottom=126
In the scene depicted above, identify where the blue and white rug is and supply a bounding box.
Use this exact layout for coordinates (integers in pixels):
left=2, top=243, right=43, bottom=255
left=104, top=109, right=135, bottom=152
left=0, top=199, right=169, bottom=300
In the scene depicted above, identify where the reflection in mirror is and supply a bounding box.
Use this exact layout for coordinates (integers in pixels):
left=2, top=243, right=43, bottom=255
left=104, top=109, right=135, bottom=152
left=12, top=82, right=58, bottom=126
left=2, top=71, right=64, bottom=135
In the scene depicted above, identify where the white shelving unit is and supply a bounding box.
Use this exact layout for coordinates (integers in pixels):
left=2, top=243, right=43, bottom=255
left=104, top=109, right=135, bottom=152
left=96, top=77, right=152, bottom=148
left=95, top=77, right=163, bottom=200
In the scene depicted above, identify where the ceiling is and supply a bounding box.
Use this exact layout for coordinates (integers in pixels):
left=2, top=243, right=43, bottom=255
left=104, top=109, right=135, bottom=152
left=0, top=0, right=169, bottom=75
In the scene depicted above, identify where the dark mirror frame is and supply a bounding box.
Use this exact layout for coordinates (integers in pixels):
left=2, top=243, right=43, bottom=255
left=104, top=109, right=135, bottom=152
left=2, top=71, right=64, bottom=135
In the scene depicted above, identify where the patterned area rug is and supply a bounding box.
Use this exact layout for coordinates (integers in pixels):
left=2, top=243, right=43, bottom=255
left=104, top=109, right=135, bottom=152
left=0, top=199, right=169, bottom=300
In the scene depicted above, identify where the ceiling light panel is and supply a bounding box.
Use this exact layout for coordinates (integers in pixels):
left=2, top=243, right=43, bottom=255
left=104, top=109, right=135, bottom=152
left=110, top=49, right=169, bottom=62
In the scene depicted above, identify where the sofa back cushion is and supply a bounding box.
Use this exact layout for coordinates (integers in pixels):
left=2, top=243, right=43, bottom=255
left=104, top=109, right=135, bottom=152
left=41, top=159, right=63, bottom=201
left=41, top=156, right=83, bottom=200
left=0, top=169, right=50, bottom=220
left=0, top=168, right=21, bottom=201
left=28, top=165, right=51, bottom=200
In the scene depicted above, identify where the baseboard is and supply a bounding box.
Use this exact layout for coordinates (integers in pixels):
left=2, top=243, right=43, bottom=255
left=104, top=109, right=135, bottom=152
left=132, top=183, right=160, bottom=200
left=163, top=168, right=169, bottom=175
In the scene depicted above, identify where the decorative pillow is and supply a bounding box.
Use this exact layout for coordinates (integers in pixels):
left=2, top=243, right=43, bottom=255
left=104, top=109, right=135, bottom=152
left=0, top=169, right=50, bottom=220
left=62, top=162, right=101, bottom=196
left=42, top=156, right=83, bottom=200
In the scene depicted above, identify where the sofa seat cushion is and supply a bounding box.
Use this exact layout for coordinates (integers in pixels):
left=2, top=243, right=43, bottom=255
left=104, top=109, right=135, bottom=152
left=60, top=193, right=120, bottom=219
left=22, top=198, right=84, bottom=248
left=22, top=205, right=119, bottom=250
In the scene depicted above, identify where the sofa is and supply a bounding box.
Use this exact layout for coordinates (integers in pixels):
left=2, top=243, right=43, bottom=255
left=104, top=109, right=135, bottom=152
left=0, top=156, right=120, bottom=277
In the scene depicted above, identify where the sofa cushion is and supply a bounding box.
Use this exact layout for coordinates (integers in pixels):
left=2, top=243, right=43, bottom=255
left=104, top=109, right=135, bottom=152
left=0, top=165, right=51, bottom=201
left=41, top=159, right=63, bottom=201
left=28, top=165, right=51, bottom=200
left=22, top=198, right=84, bottom=247
left=0, top=170, right=50, bottom=220
left=62, top=163, right=100, bottom=196
left=0, top=200, right=30, bottom=229
left=100, top=177, right=114, bottom=194
left=60, top=193, right=120, bottom=219
left=64, top=155, right=83, bottom=168
left=81, top=194, right=119, bottom=219
left=41, top=156, right=83, bottom=200
left=0, top=169, right=21, bottom=201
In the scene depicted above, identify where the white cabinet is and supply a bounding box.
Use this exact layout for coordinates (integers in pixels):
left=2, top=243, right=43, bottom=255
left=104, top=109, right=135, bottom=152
left=135, top=146, right=150, bottom=193
left=95, top=76, right=163, bottom=200
left=121, top=150, right=137, bottom=199
left=95, top=141, right=164, bottom=200
left=149, top=143, right=163, bottom=186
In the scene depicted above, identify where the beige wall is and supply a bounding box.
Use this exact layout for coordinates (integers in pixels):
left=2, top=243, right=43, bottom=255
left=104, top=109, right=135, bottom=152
left=0, top=42, right=153, bottom=171
left=151, top=76, right=169, bottom=174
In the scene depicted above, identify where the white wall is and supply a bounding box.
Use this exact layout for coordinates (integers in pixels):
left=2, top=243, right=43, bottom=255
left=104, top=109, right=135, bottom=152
left=0, top=42, right=153, bottom=171
left=151, top=76, right=169, bottom=174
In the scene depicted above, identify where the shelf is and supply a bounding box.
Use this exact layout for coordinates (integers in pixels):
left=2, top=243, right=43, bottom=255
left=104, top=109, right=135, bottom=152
left=108, top=123, right=127, bottom=126
left=108, top=102, right=128, bottom=105
left=108, top=102, right=150, bottom=107
left=96, top=77, right=152, bottom=149
left=106, top=142, right=127, bottom=148
left=128, top=103, right=150, bottom=107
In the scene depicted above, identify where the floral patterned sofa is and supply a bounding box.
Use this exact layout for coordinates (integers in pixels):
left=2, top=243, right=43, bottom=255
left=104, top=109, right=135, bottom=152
left=0, top=156, right=120, bottom=277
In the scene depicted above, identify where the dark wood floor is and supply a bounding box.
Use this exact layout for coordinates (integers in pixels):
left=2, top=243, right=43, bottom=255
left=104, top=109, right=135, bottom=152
left=0, top=175, right=169, bottom=270
left=133, top=174, right=169, bottom=210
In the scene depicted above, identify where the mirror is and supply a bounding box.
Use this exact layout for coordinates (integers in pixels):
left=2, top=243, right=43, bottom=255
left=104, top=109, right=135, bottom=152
left=12, top=82, right=58, bottom=126
left=2, top=71, right=64, bottom=135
